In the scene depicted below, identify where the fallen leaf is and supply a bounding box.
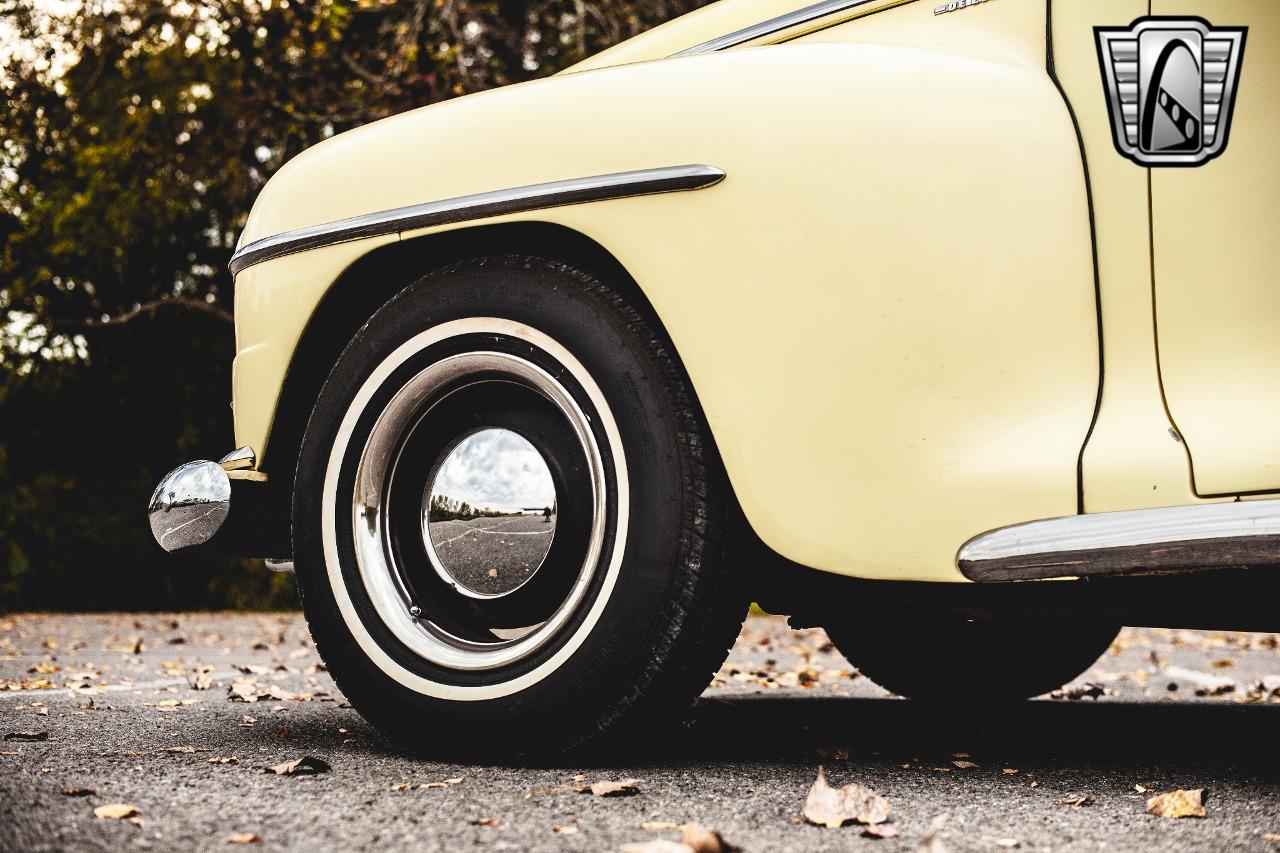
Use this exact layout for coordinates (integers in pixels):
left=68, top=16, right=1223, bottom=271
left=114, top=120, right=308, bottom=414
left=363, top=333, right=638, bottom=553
left=553, top=825, right=578, bottom=835
left=470, top=817, right=500, bottom=827
left=1051, top=683, right=1116, bottom=701
left=591, top=778, right=640, bottom=797
left=917, top=814, right=949, bottom=853
left=680, top=823, right=735, bottom=853
left=620, top=842, right=691, bottom=853
left=271, top=756, right=331, bottom=776
left=861, top=824, right=901, bottom=839
left=643, top=822, right=680, bottom=831
left=1164, top=666, right=1235, bottom=697
left=94, top=803, right=140, bottom=820
left=423, top=777, right=463, bottom=789
left=391, top=778, right=462, bottom=791
left=159, top=745, right=207, bottom=754
left=239, top=715, right=256, bottom=727
left=1134, top=784, right=1153, bottom=794
left=803, top=766, right=891, bottom=828
left=951, top=760, right=977, bottom=770
left=3, top=731, right=48, bottom=741
left=1262, top=832, right=1280, bottom=842
left=1146, top=788, right=1207, bottom=819
left=1060, top=795, right=1096, bottom=807
left=226, top=833, right=261, bottom=844
left=209, top=756, right=239, bottom=765
left=188, top=666, right=215, bottom=690
left=1002, top=768, right=1019, bottom=775
left=994, top=840, right=1020, bottom=849
left=61, top=786, right=96, bottom=797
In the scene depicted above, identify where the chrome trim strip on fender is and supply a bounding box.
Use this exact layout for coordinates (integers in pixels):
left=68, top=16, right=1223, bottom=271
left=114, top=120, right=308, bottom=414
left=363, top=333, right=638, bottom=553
left=671, top=0, right=884, bottom=57
left=228, top=164, right=726, bottom=275
left=958, top=499, right=1280, bottom=582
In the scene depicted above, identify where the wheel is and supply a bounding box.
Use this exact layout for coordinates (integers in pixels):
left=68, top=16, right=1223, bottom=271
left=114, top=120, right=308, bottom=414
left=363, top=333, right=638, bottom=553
left=292, top=255, right=748, bottom=757
left=824, top=615, right=1120, bottom=702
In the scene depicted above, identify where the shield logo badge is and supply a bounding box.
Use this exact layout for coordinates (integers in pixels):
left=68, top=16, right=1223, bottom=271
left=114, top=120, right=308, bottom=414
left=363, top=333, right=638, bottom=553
left=1095, top=18, right=1247, bottom=167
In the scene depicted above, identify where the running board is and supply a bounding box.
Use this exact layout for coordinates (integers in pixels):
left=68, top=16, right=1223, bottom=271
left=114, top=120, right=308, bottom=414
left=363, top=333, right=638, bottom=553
left=958, top=499, right=1280, bottom=582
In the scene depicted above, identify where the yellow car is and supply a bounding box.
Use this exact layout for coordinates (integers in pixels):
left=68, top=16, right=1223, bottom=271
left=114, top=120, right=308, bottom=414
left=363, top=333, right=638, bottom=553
left=148, top=0, right=1280, bottom=752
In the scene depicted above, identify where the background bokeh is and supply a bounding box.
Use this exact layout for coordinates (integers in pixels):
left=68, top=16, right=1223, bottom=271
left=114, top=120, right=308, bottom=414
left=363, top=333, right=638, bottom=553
left=0, top=0, right=708, bottom=611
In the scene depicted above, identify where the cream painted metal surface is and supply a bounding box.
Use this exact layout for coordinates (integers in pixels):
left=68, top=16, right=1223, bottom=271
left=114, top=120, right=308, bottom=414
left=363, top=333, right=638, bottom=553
left=233, top=0, right=1099, bottom=583
left=1050, top=0, right=1199, bottom=513
left=1149, top=1, right=1280, bottom=496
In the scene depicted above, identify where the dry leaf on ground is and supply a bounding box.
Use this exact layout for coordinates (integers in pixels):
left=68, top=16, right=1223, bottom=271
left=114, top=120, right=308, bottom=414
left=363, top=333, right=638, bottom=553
left=188, top=666, right=215, bottom=690
left=952, top=760, right=977, bottom=770
left=621, top=842, right=693, bottom=853
left=680, top=823, right=735, bottom=853
left=470, top=817, right=500, bottom=827
left=94, top=803, right=140, bottom=820
left=803, top=766, right=891, bottom=828
left=1146, top=789, right=1207, bottom=819
left=391, top=778, right=462, bottom=791
left=917, top=814, right=949, bottom=853
left=271, top=756, right=331, bottom=776
left=1061, top=795, right=1096, bottom=807
left=591, top=778, right=641, bottom=797
left=643, top=822, right=680, bottom=831
left=553, top=824, right=579, bottom=835
left=1051, top=683, right=1116, bottom=701
left=61, top=786, right=95, bottom=797
left=226, top=833, right=262, bottom=844
left=3, top=731, right=48, bottom=741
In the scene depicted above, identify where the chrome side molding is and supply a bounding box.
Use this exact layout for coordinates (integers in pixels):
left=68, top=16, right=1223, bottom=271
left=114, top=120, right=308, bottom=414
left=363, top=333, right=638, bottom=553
left=958, top=499, right=1280, bottom=582
left=229, top=164, right=726, bottom=275
left=671, top=0, right=882, bottom=57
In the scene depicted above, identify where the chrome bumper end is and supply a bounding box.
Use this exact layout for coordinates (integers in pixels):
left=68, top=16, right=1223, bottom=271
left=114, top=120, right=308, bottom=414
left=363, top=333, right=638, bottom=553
left=148, top=460, right=233, bottom=552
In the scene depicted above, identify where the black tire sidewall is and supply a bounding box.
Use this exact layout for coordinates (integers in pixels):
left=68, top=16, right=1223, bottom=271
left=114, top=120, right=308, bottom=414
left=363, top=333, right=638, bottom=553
left=293, top=257, right=706, bottom=748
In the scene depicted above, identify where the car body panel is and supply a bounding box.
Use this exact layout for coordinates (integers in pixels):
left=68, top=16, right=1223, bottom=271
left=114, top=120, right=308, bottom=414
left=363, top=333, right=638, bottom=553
left=567, top=0, right=914, bottom=71
left=1049, top=0, right=1201, bottom=513
left=1148, top=0, right=1280, bottom=497
left=233, top=0, right=1100, bottom=583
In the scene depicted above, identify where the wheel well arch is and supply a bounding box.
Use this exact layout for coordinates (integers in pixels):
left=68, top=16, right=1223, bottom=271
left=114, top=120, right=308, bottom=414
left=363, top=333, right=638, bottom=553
left=259, top=221, right=717, bottom=527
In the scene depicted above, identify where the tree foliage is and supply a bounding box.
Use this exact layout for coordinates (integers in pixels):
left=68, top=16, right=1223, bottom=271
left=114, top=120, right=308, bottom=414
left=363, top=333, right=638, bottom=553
left=0, top=0, right=707, bottom=610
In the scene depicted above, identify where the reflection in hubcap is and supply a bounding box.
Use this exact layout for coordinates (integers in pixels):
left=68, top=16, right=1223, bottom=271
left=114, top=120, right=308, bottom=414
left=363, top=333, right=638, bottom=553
left=423, top=429, right=557, bottom=599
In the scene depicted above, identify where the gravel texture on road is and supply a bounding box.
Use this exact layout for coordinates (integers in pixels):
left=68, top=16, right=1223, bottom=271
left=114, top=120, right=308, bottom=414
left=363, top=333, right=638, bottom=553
left=2, top=613, right=1280, bottom=852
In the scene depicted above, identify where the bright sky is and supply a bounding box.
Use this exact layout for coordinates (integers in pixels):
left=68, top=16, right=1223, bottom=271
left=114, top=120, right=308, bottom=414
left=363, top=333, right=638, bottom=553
left=433, top=428, right=556, bottom=514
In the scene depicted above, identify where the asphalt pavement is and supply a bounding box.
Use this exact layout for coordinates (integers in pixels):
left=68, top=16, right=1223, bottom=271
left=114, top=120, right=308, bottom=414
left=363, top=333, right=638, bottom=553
left=2, top=611, right=1280, bottom=851
left=427, top=515, right=556, bottom=594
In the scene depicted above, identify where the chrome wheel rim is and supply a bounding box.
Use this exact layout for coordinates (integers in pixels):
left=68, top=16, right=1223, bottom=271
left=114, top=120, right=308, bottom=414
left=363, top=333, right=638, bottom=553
left=351, top=350, right=607, bottom=672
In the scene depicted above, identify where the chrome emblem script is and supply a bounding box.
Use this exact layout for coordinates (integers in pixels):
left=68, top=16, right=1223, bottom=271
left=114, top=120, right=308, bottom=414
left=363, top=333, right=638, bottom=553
left=1096, top=18, right=1246, bottom=167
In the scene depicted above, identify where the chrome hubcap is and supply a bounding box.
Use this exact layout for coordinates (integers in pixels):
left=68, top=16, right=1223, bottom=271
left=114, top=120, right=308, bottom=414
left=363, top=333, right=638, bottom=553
left=351, top=351, right=606, bottom=671
left=422, top=428, right=558, bottom=600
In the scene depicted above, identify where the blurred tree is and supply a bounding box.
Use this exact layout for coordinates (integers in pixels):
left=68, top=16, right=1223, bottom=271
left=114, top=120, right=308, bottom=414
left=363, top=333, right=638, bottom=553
left=0, top=0, right=708, bottom=611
